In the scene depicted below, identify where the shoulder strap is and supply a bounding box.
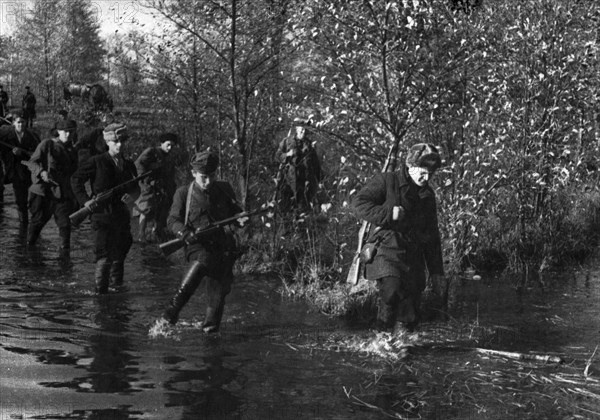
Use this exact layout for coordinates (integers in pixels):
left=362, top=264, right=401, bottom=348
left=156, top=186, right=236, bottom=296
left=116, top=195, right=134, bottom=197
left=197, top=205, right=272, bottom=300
left=184, top=182, right=194, bottom=226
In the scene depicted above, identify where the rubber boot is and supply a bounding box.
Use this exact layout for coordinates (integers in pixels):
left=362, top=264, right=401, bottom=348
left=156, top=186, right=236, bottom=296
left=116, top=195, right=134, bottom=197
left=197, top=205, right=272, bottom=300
left=26, top=225, right=42, bottom=248
left=109, top=260, right=125, bottom=286
left=18, top=211, right=28, bottom=228
left=95, top=257, right=111, bottom=294
left=138, top=215, right=147, bottom=243
left=162, top=261, right=204, bottom=325
left=59, top=227, right=71, bottom=250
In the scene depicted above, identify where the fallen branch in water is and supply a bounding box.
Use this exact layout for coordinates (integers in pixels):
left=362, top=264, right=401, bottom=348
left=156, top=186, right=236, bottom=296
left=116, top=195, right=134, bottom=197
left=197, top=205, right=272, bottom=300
left=584, top=345, right=598, bottom=377
left=474, top=348, right=563, bottom=364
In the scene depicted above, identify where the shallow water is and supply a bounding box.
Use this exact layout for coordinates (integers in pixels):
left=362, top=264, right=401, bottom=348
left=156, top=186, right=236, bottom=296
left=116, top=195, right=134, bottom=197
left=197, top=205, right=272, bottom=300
left=1, top=187, right=600, bottom=419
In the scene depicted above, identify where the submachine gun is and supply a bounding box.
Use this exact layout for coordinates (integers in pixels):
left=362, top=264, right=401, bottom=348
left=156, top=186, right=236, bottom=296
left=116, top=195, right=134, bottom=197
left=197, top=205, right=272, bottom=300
left=158, top=206, right=272, bottom=257
left=69, top=170, right=154, bottom=227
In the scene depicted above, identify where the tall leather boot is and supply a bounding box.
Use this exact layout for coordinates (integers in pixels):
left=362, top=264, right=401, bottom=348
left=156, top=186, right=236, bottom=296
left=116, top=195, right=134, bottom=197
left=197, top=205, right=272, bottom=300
left=109, top=260, right=125, bottom=286
left=95, top=257, right=111, bottom=294
left=203, top=277, right=226, bottom=333
left=203, top=300, right=225, bottom=333
left=162, top=261, right=204, bottom=325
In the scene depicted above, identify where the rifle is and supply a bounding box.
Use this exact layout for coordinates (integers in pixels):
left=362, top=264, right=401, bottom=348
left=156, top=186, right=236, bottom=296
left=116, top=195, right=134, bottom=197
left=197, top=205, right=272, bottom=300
left=69, top=170, right=154, bottom=227
left=346, top=140, right=400, bottom=286
left=159, top=207, right=271, bottom=257
left=0, top=139, right=32, bottom=158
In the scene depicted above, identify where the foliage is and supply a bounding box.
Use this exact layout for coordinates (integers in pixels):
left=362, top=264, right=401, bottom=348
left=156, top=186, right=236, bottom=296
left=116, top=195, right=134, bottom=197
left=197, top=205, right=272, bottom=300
left=4, top=0, right=600, bottom=315
left=5, top=0, right=105, bottom=105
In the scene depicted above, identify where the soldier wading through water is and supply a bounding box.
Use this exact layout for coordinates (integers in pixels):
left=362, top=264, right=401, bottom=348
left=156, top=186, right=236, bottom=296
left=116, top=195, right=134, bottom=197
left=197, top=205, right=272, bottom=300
left=71, top=123, right=138, bottom=294
left=353, top=143, right=447, bottom=333
left=161, top=150, right=247, bottom=333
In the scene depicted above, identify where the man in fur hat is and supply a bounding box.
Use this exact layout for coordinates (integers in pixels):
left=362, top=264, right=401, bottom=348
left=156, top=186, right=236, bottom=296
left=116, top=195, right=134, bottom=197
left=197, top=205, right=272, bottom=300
left=352, top=143, right=447, bottom=333
left=161, top=149, right=247, bottom=333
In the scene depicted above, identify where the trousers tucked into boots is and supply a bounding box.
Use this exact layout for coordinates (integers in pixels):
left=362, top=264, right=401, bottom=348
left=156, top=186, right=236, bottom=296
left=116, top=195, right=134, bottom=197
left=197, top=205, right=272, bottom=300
left=95, top=258, right=111, bottom=294
left=162, top=261, right=205, bottom=325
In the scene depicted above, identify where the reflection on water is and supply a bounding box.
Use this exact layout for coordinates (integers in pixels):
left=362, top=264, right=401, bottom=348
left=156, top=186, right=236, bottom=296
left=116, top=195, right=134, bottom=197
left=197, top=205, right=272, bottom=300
left=1, top=186, right=600, bottom=419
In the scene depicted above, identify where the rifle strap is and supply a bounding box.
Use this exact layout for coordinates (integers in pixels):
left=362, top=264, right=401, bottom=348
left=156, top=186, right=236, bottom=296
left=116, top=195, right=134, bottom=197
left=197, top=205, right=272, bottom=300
left=184, top=182, right=194, bottom=226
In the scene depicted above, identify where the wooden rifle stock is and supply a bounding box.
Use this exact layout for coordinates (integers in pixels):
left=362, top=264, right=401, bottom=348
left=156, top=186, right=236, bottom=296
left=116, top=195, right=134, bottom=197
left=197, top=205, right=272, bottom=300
left=346, top=140, right=400, bottom=285
left=69, top=170, right=154, bottom=227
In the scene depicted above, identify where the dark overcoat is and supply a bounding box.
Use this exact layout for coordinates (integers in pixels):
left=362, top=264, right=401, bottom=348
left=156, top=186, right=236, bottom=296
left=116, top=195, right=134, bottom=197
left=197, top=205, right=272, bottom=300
left=352, top=164, right=444, bottom=290
left=71, top=152, right=138, bottom=223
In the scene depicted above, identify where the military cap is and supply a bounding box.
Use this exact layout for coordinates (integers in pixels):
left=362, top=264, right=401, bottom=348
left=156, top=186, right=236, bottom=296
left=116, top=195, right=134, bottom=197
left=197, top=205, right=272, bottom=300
left=25, top=86, right=30, bottom=90
left=103, top=122, right=128, bottom=142
left=58, top=109, right=68, bottom=117
left=406, top=143, right=442, bottom=171
left=190, top=150, right=219, bottom=174
left=56, top=119, right=77, bottom=131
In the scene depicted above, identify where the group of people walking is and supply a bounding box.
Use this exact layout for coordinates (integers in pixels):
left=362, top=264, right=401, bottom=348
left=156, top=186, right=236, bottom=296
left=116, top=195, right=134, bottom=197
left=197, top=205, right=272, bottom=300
left=0, top=105, right=447, bottom=335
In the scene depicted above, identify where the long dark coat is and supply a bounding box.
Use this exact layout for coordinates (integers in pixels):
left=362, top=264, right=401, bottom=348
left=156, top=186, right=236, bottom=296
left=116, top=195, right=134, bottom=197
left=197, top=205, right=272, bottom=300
left=352, top=164, right=444, bottom=290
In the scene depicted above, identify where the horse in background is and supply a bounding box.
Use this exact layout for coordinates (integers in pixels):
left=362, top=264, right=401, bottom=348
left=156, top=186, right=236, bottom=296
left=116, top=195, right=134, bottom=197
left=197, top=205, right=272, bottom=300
left=64, top=83, right=113, bottom=112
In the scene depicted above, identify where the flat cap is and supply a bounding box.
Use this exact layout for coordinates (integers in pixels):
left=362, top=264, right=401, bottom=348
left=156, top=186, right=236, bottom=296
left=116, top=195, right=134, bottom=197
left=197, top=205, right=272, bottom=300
left=56, top=119, right=77, bottom=131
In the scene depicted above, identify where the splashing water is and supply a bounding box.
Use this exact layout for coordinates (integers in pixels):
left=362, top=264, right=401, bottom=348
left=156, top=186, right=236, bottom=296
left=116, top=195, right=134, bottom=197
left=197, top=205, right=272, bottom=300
left=148, top=318, right=181, bottom=341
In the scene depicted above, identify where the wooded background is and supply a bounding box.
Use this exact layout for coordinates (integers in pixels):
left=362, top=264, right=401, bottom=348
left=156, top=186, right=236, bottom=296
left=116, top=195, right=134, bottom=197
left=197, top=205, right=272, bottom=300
left=2, top=0, right=599, bottom=277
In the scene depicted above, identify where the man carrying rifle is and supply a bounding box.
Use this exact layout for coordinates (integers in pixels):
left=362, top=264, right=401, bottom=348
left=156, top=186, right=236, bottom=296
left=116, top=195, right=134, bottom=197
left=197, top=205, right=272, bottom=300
left=0, top=112, right=40, bottom=225
left=161, top=150, right=247, bottom=333
left=352, top=143, right=446, bottom=334
left=26, top=119, right=78, bottom=250
left=71, top=123, right=138, bottom=294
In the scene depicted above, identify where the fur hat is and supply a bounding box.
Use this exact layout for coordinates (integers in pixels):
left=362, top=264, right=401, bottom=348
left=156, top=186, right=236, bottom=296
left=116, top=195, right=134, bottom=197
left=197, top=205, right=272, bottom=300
left=190, top=150, right=219, bottom=174
left=103, top=123, right=128, bottom=142
left=56, top=119, right=77, bottom=131
left=405, top=143, right=442, bottom=171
